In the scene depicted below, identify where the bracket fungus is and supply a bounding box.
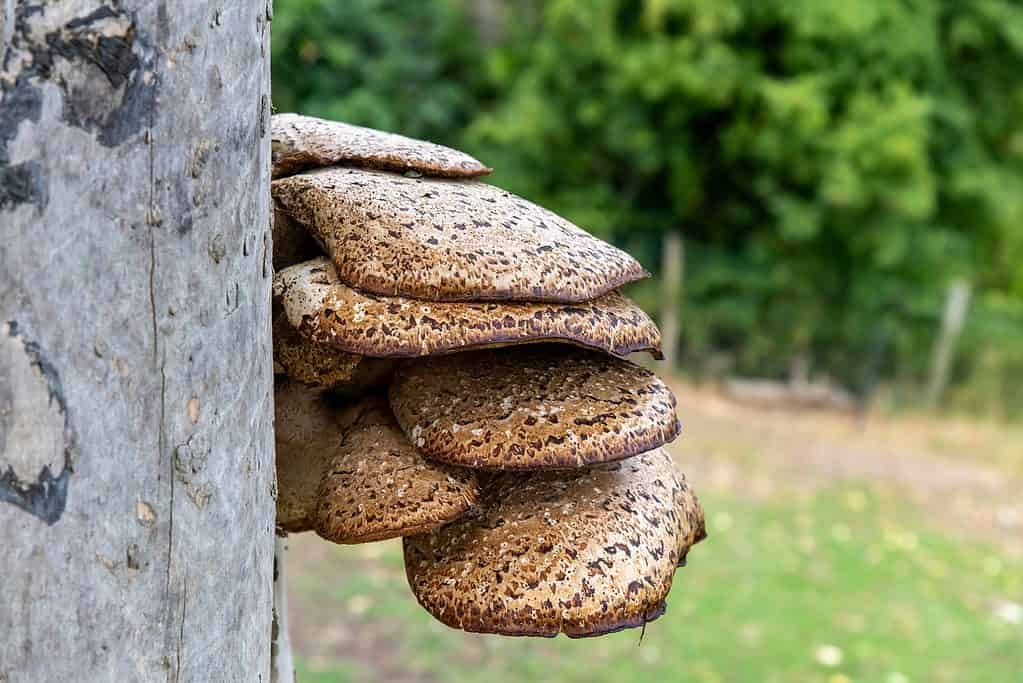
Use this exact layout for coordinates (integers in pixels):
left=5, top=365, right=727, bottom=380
left=315, top=396, right=479, bottom=544
left=272, top=167, right=649, bottom=302
left=271, top=113, right=492, bottom=180
left=389, top=346, right=681, bottom=470
left=273, top=314, right=395, bottom=393
left=274, top=258, right=664, bottom=359
left=274, top=379, right=343, bottom=533
left=270, top=113, right=706, bottom=639
left=403, top=449, right=706, bottom=638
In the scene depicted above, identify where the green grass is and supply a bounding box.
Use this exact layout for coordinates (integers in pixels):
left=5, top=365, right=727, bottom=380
left=292, top=484, right=1023, bottom=683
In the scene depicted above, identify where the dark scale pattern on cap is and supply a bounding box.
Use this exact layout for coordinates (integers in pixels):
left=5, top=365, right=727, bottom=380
left=271, top=168, right=650, bottom=303
left=389, top=346, right=681, bottom=470
left=273, top=313, right=397, bottom=392
left=403, top=449, right=706, bottom=638
left=274, top=313, right=362, bottom=388
left=271, top=113, right=491, bottom=180
left=273, top=258, right=663, bottom=359
left=273, top=379, right=351, bottom=533
left=315, top=396, right=479, bottom=544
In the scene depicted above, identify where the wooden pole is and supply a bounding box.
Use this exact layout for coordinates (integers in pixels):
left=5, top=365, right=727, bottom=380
left=926, top=279, right=972, bottom=408
left=660, top=230, right=684, bottom=368
left=0, top=2, right=275, bottom=679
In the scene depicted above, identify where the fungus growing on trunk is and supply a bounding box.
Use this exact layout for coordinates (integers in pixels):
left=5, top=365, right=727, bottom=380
left=273, top=314, right=395, bottom=392
left=403, top=449, right=706, bottom=638
left=273, top=379, right=343, bottom=533
left=269, top=112, right=706, bottom=639
left=315, top=396, right=479, bottom=544
left=272, top=167, right=648, bottom=302
left=389, top=346, right=681, bottom=470
left=273, top=258, right=664, bottom=359
left=271, top=113, right=492, bottom=179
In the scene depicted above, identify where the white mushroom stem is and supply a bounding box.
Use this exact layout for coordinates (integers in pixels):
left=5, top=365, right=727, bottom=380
left=271, top=537, right=296, bottom=683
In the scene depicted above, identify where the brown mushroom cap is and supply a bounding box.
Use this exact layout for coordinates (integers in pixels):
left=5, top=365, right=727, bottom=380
left=271, top=113, right=491, bottom=180
left=273, top=313, right=396, bottom=392
left=271, top=168, right=649, bottom=303
left=274, top=313, right=362, bottom=388
left=273, top=202, right=322, bottom=272
left=403, top=448, right=706, bottom=638
left=315, top=396, right=479, bottom=544
left=274, top=379, right=350, bottom=533
left=389, top=346, right=681, bottom=470
left=273, top=258, right=663, bottom=359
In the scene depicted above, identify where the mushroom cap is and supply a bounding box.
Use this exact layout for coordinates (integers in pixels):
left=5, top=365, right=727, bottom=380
left=273, top=258, right=663, bottom=359
left=315, top=396, right=479, bottom=544
left=274, top=313, right=362, bottom=388
left=273, top=202, right=322, bottom=272
left=273, top=313, right=396, bottom=392
left=271, top=168, right=649, bottom=303
left=389, top=346, right=681, bottom=470
left=274, top=379, right=352, bottom=533
left=271, top=113, right=491, bottom=180
left=403, top=448, right=706, bottom=638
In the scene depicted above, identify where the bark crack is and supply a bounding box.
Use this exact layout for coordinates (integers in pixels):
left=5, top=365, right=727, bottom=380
left=161, top=364, right=172, bottom=592
left=174, top=579, right=187, bottom=682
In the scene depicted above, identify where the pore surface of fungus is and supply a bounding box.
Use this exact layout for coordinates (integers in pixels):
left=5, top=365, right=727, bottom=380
left=315, top=395, right=479, bottom=544
left=271, top=168, right=648, bottom=302
left=403, top=448, right=706, bottom=638
left=389, top=346, right=681, bottom=470
left=274, top=379, right=352, bottom=533
left=274, top=258, right=663, bottom=359
left=271, top=113, right=491, bottom=180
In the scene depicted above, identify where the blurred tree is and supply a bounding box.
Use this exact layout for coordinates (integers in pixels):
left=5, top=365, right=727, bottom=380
left=271, top=0, right=483, bottom=144
left=464, top=0, right=1023, bottom=402
left=271, top=0, right=1023, bottom=414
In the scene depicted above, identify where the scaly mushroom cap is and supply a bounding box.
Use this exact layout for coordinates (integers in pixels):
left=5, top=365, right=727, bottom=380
left=272, top=203, right=322, bottom=272
left=315, top=396, right=479, bottom=544
left=271, top=168, right=649, bottom=303
left=273, top=314, right=396, bottom=392
left=389, top=346, right=681, bottom=470
left=273, top=380, right=351, bottom=533
left=271, top=113, right=491, bottom=179
left=273, top=258, right=663, bottom=359
left=403, top=448, right=706, bottom=638
left=274, top=313, right=362, bottom=388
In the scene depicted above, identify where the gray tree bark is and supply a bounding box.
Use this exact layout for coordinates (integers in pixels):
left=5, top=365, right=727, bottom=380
left=271, top=538, right=296, bottom=683
left=0, top=1, right=275, bottom=681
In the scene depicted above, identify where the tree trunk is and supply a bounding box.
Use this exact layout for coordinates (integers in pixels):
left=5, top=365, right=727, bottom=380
left=0, top=2, right=275, bottom=681
left=271, top=538, right=296, bottom=683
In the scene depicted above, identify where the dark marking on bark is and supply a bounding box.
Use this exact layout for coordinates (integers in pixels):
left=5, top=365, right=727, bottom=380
left=0, top=2, right=157, bottom=210
left=0, top=74, right=46, bottom=211
left=0, top=321, right=75, bottom=525
left=0, top=464, right=70, bottom=525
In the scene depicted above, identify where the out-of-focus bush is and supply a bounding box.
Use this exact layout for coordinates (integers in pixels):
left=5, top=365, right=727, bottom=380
left=272, top=0, right=1023, bottom=417
left=271, top=0, right=483, bottom=143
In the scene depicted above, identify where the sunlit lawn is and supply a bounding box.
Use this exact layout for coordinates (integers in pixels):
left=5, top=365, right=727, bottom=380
left=289, top=482, right=1023, bottom=683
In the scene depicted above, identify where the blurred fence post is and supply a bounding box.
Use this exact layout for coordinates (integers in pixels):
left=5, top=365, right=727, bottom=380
left=661, top=230, right=684, bottom=368
left=471, top=0, right=505, bottom=46
left=926, top=279, right=972, bottom=408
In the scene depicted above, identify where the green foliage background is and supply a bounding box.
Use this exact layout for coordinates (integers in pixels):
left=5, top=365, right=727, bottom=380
left=272, top=0, right=1023, bottom=417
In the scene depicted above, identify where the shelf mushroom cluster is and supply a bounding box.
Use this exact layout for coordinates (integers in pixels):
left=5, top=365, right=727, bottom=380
left=270, top=113, right=706, bottom=638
